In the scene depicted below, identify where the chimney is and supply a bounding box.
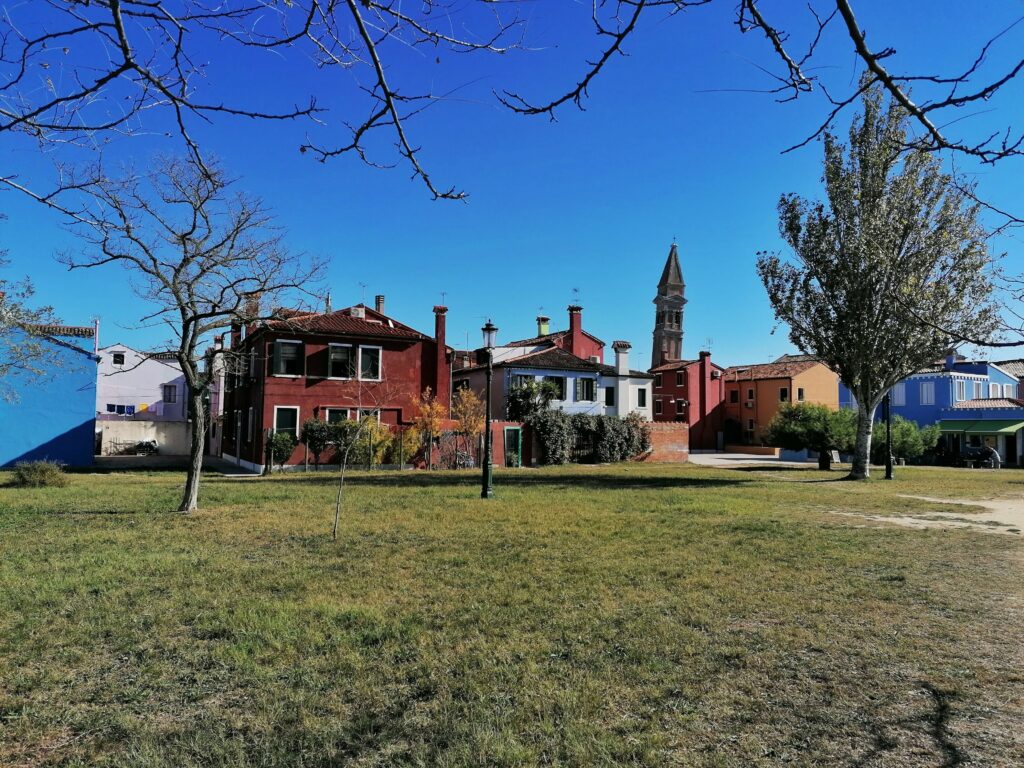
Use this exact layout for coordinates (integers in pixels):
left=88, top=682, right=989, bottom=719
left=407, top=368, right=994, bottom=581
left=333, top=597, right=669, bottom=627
left=375, top=294, right=385, bottom=314
left=612, top=340, right=631, bottom=376
left=567, top=304, right=583, bottom=356
left=433, top=306, right=450, bottom=415
left=214, top=334, right=224, bottom=351
left=945, top=350, right=957, bottom=370
left=536, top=315, right=550, bottom=336
left=325, top=291, right=332, bottom=313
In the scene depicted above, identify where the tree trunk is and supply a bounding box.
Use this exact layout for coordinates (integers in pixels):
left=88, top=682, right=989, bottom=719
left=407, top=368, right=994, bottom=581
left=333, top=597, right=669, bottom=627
left=178, top=392, right=206, bottom=512
left=850, top=402, right=878, bottom=480
left=818, top=450, right=832, bottom=471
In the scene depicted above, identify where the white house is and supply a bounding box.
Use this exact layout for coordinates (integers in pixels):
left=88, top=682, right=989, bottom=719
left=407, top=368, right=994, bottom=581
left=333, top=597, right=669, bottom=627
left=96, top=344, right=188, bottom=421
left=454, top=341, right=654, bottom=421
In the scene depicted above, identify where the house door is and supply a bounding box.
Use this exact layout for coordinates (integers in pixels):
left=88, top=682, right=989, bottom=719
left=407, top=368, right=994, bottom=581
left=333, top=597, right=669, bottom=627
left=504, top=427, right=522, bottom=468
left=1004, top=433, right=1018, bottom=465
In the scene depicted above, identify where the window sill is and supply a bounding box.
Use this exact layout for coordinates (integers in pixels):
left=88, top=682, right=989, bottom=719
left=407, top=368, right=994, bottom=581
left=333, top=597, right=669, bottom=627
left=271, top=374, right=303, bottom=378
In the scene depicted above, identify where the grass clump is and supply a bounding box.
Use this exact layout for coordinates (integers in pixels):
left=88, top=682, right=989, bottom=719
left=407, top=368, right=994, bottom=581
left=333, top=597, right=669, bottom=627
left=9, top=459, right=68, bottom=488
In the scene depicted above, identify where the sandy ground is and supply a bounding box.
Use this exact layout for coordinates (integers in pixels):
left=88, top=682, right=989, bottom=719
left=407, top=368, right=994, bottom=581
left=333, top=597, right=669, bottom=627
left=832, top=494, right=1024, bottom=536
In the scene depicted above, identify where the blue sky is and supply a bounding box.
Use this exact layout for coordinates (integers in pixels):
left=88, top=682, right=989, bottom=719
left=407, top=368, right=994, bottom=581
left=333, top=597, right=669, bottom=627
left=3, top=1, right=1022, bottom=366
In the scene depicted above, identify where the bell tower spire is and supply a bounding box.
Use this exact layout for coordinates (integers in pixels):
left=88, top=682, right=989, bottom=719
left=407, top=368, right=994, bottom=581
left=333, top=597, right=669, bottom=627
left=652, top=242, right=686, bottom=367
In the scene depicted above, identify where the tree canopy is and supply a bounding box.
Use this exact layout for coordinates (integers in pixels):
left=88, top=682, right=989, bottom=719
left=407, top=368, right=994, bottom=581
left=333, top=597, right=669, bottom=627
left=758, top=86, right=999, bottom=479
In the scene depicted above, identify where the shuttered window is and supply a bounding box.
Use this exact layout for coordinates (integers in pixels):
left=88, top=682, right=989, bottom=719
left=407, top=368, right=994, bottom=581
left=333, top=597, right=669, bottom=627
left=273, top=341, right=303, bottom=376
left=575, top=378, right=596, bottom=402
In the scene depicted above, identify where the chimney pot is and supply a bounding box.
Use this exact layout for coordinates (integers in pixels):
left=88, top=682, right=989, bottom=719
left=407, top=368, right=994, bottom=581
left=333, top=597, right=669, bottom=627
left=536, top=315, right=550, bottom=336
left=375, top=294, right=385, bottom=314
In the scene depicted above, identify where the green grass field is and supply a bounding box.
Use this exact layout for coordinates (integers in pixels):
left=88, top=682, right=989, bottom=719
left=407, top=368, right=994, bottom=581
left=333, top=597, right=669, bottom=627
left=1, top=463, right=1022, bottom=766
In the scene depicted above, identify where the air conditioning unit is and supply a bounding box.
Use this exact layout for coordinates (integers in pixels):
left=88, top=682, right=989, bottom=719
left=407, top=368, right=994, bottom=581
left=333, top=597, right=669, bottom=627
left=589, top=356, right=600, bottom=363
left=351, top=306, right=365, bottom=319
left=744, top=401, right=754, bottom=409
left=711, top=370, right=722, bottom=379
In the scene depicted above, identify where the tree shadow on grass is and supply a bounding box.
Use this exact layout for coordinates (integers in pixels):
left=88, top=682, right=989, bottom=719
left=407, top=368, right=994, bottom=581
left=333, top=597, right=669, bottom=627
left=851, top=682, right=966, bottom=767
left=205, top=470, right=750, bottom=492
left=726, top=466, right=853, bottom=483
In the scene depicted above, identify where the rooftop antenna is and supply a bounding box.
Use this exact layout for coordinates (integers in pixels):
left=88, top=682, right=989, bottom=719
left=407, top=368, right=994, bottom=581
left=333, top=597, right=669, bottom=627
left=440, top=290, right=447, bottom=305
left=703, top=336, right=713, bottom=353
left=571, top=287, right=580, bottom=305
left=358, top=282, right=367, bottom=305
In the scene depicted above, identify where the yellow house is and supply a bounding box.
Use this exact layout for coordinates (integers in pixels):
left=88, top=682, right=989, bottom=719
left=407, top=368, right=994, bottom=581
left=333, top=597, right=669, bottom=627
left=723, top=358, right=839, bottom=445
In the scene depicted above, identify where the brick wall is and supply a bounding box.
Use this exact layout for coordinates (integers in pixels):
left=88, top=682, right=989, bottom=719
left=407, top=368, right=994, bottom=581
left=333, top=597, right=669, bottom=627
left=642, top=422, right=690, bottom=463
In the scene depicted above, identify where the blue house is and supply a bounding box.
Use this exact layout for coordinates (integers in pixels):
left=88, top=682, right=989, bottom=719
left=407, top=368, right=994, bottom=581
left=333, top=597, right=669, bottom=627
left=938, top=398, right=1024, bottom=467
left=1, top=324, right=99, bottom=468
left=839, top=354, right=1019, bottom=427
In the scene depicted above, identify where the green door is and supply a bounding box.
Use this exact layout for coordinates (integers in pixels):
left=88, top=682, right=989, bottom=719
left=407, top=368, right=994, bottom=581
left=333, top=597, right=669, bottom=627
left=504, top=427, right=522, bottom=468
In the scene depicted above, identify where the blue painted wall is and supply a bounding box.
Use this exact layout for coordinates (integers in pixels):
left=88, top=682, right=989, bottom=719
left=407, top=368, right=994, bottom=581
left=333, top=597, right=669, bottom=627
left=0, top=332, right=98, bottom=467
left=838, top=361, right=1020, bottom=427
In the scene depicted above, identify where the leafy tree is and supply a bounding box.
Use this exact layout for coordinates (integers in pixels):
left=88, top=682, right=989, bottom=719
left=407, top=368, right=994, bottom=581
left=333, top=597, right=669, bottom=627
left=351, top=416, right=393, bottom=468
left=386, top=426, right=421, bottom=467
left=507, top=380, right=559, bottom=422
left=265, top=432, right=298, bottom=473
left=765, top=403, right=857, bottom=470
left=758, top=86, right=998, bottom=479
left=300, top=418, right=333, bottom=471
left=452, top=387, right=485, bottom=446
left=871, top=417, right=941, bottom=465
left=414, top=387, right=447, bottom=470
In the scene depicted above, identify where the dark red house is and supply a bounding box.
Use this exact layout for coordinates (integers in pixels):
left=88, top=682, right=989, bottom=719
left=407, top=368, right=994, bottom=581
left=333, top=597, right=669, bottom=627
left=650, top=351, right=725, bottom=450
left=505, top=305, right=606, bottom=363
left=221, top=297, right=451, bottom=471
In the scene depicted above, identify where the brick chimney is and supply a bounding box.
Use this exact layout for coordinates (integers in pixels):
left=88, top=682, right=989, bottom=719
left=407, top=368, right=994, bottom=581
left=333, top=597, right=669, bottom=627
left=567, top=304, right=584, bottom=356
left=612, top=340, right=631, bottom=376
left=433, top=306, right=450, bottom=415
left=537, top=315, right=550, bottom=336
left=375, top=294, right=385, bottom=314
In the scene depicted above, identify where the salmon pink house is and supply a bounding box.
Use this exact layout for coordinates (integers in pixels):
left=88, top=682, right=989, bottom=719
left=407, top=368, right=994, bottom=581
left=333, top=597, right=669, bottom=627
left=221, top=297, right=451, bottom=472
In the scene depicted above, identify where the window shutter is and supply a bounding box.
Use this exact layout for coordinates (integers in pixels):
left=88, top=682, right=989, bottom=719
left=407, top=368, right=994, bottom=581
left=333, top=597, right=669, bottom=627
left=574, top=378, right=581, bottom=401
left=271, top=342, right=281, bottom=375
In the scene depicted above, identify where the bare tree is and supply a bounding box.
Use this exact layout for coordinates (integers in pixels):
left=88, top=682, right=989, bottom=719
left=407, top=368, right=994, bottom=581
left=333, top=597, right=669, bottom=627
left=63, top=155, right=323, bottom=511
left=2, top=2, right=1020, bottom=208
left=0, top=216, right=63, bottom=401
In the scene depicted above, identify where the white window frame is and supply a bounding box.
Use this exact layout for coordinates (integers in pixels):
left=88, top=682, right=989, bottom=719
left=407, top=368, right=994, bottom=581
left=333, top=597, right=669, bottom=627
left=328, top=343, right=355, bottom=380
left=891, top=382, right=905, bottom=407
left=1004, top=383, right=1014, bottom=398
left=324, top=407, right=351, bottom=423
left=576, top=377, right=597, bottom=402
left=273, top=405, right=300, bottom=437
left=675, top=399, right=685, bottom=416
left=920, top=381, right=935, bottom=406
left=637, top=387, right=647, bottom=408
left=956, top=380, right=966, bottom=401
left=654, top=373, right=663, bottom=388
left=654, top=399, right=662, bottom=415
left=989, top=382, right=1000, bottom=398
left=358, top=408, right=381, bottom=422
left=358, top=345, right=382, bottom=381
left=676, top=371, right=684, bottom=387
left=272, top=339, right=304, bottom=378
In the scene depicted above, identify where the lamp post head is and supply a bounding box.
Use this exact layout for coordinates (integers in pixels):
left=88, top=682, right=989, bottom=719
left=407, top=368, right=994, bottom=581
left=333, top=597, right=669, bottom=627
left=481, top=320, right=498, bottom=350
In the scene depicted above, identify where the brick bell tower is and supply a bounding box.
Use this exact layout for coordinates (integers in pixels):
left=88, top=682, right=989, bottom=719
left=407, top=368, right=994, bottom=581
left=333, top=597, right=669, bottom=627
left=651, top=242, right=686, bottom=368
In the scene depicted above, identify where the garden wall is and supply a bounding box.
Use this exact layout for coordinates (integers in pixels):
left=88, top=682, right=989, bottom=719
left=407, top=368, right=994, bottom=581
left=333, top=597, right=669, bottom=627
left=642, top=423, right=690, bottom=463
left=97, top=420, right=191, bottom=456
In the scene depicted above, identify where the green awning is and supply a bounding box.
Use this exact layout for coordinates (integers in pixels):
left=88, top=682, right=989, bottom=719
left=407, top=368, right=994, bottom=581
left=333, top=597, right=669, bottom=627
left=939, top=419, right=1024, bottom=434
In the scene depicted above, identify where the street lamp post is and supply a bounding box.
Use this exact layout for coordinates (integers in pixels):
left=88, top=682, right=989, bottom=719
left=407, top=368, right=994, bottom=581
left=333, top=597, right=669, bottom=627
left=480, top=320, right=498, bottom=499
left=883, top=391, right=894, bottom=480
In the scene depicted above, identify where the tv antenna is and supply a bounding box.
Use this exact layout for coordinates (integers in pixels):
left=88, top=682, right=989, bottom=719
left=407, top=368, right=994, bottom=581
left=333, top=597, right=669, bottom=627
left=358, top=282, right=367, bottom=304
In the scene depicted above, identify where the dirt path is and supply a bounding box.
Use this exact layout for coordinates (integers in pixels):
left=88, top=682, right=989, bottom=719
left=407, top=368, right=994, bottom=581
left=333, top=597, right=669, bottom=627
left=831, top=495, right=1024, bottom=536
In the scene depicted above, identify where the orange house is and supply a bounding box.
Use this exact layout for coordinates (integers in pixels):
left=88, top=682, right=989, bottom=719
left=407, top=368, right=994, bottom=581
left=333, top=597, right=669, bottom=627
left=722, top=358, right=839, bottom=445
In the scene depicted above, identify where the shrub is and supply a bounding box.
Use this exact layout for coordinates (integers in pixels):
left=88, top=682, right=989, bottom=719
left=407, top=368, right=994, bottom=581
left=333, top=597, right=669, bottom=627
left=385, top=426, right=421, bottom=466
left=528, top=411, right=651, bottom=465
left=265, top=431, right=298, bottom=471
left=870, top=416, right=942, bottom=464
left=299, top=418, right=333, bottom=469
left=765, top=403, right=856, bottom=469
left=527, top=410, right=572, bottom=465
left=11, top=460, right=69, bottom=488
left=349, top=417, right=392, bottom=468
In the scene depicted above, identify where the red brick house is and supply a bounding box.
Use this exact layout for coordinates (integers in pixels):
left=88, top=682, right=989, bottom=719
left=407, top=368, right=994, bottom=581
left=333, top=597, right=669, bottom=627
left=221, top=297, right=451, bottom=471
left=504, top=305, right=606, bottom=363
left=649, top=351, right=725, bottom=450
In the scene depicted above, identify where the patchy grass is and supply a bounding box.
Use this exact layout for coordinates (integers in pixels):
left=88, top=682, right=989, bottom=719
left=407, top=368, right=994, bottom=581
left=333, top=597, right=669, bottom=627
left=0, top=463, right=1021, bottom=766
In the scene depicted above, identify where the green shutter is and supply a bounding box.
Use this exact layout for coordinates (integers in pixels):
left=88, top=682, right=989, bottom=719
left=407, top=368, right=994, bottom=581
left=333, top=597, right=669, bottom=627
left=272, top=341, right=281, bottom=375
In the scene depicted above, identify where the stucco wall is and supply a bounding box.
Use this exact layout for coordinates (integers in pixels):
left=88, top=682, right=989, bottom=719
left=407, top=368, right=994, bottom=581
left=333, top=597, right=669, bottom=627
left=0, top=333, right=97, bottom=467
left=97, top=420, right=192, bottom=455
left=96, top=345, right=188, bottom=421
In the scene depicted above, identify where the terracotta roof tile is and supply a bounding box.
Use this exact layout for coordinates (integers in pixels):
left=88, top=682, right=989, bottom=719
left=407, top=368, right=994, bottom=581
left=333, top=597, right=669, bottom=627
left=27, top=324, right=95, bottom=338
left=265, top=305, right=428, bottom=340
left=995, top=359, right=1024, bottom=378
left=950, top=397, right=1024, bottom=410
left=724, top=360, right=821, bottom=380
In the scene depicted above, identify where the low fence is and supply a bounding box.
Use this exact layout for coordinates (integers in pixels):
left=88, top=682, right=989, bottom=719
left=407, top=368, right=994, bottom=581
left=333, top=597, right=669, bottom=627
left=97, top=420, right=192, bottom=456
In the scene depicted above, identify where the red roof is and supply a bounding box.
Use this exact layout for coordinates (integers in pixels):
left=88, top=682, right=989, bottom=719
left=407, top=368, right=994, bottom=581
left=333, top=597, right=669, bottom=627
left=506, top=328, right=606, bottom=348
left=724, top=360, right=821, bottom=380
left=950, top=397, right=1024, bottom=410
left=264, top=305, right=429, bottom=340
